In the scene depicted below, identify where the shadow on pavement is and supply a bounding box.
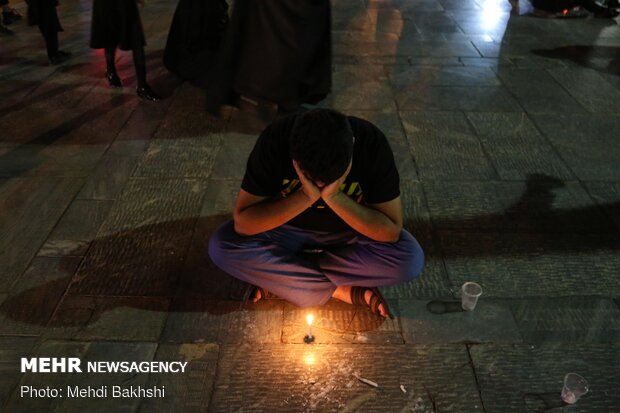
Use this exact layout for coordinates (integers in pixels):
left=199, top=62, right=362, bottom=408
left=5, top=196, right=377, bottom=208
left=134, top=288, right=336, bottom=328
left=1, top=174, right=618, bottom=329
left=532, top=45, right=620, bottom=76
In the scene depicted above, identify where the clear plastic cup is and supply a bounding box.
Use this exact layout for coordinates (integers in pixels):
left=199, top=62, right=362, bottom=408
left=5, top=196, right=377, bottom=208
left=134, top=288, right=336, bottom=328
left=561, top=373, right=589, bottom=404
left=461, top=282, right=483, bottom=311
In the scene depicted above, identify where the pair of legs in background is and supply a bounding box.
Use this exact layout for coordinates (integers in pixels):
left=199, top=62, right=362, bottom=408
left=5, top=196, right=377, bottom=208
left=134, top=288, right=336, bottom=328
left=209, top=221, right=424, bottom=317
left=90, top=0, right=161, bottom=101
left=25, top=0, right=70, bottom=64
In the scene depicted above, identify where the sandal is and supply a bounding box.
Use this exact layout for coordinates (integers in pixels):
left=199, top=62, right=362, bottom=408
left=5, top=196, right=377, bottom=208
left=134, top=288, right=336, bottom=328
left=243, top=285, right=269, bottom=303
left=351, top=286, right=394, bottom=319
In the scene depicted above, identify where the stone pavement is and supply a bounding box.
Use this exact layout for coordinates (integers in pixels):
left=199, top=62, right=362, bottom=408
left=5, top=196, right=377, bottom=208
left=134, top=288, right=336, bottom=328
left=1, top=0, right=620, bottom=411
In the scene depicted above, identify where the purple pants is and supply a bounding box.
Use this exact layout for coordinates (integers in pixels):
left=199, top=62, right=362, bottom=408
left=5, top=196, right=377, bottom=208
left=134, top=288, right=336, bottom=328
left=208, top=221, right=425, bottom=308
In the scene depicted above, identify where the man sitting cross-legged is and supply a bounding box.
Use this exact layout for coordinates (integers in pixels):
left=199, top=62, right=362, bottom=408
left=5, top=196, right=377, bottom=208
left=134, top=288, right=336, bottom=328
left=208, top=108, right=424, bottom=318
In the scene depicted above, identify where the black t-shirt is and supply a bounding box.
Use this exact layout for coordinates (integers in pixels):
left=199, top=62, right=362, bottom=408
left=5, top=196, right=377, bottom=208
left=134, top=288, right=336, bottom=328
left=241, top=114, right=400, bottom=232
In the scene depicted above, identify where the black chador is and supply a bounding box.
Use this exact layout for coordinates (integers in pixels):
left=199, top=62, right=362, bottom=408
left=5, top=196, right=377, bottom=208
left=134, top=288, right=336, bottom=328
left=207, top=0, right=332, bottom=114
left=90, top=0, right=161, bottom=101
left=163, top=0, right=229, bottom=84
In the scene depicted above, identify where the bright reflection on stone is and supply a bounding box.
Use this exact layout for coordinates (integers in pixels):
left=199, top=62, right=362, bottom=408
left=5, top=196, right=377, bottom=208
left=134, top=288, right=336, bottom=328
left=303, top=351, right=317, bottom=366
left=479, top=0, right=509, bottom=32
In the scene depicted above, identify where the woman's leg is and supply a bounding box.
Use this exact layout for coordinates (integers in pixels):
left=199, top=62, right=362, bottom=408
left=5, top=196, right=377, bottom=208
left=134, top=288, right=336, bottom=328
left=104, top=46, right=122, bottom=87
left=133, top=46, right=161, bottom=101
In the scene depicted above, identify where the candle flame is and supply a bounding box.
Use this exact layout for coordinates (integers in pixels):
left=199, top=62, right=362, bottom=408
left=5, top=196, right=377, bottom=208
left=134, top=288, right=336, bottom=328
left=306, top=314, right=314, bottom=326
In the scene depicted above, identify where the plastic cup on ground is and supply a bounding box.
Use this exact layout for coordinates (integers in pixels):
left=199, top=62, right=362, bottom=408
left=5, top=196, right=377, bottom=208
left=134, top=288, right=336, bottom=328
left=561, top=373, right=588, bottom=404
left=461, top=282, right=483, bottom=311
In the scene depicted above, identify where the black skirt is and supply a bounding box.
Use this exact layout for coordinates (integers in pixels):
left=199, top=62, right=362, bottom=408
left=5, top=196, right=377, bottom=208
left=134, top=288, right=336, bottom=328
left=90, top=0, right=145, bottom=50
left=204, top=0, right=332, bottom=113
left=26, top=0, right=63, bottom=32
left=163, top=0, right=229, bottom=83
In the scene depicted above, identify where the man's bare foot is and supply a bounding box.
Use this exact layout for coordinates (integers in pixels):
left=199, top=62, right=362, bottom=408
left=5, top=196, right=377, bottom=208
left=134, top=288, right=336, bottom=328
left=332, top=286, right=390, bottom=318
left=251, top=287, right=267, bottom=303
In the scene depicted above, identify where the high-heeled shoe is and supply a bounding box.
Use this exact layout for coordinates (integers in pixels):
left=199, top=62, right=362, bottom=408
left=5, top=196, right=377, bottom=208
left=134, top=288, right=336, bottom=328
left=136, top=85, right=161, bottom=102
left=106, top=71, right=122, bottom=88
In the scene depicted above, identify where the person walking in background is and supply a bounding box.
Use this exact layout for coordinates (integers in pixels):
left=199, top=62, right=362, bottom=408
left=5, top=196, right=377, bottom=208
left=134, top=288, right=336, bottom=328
left=26, top=0, right=71, bottom=64
left=90, top=0, right=161, bottom=101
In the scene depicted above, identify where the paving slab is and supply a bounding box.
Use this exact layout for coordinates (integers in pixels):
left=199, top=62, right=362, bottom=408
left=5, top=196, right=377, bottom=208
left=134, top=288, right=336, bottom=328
left=0, top=337, right=40, bottom=410
left=105, top=96, right=173, bottom=158
left=471, top=343, right=620, bottom=412
left=161, top=297, right=284, bottom=344
left=0, top=177, right=83, bottom=292
left=77, top=157, right=141, bottom=200
left=133, top=137, right=221, bottom=178
left=582, top=181, right=620, bottom=230
left=422, top=179, right=609, bottom=233
left=46, top=295, right=170, bottom=342
left=68, top=179, right=206, bottom=296
left=25, top=64, right=97, bottom=111
left=319, top=79, right=397, bottom=111
left=389, top=65, right=500, bottom=86
left=210, top=133, right=257, bottom=180
left=400, top=299, right=522, bottom=344
left=333, top=39, right=480, bottom=58
left=0, top=141, right=104, bottom=178
left=438, top=231, right=620, bottom=298
left=209, top=343, right=483, bottom=412
left=466, top=112, right=574, bottom=180
left=510, top=298, right=620, bottom=343
left=496, top=68, right=585, bottom=114
left=41, top=200, right=114, bottom=255
left=382, top=180, right=454, bottom=299
left=460, top=57, right=513, bottom=68
left=548, top=67, right=620, bottom=113
left=138, top=343, right=220, bottom=413
left=281, top=300, right=402, bottom=344
left=0, top=257, right=81, bottom=336
left=531, top=113, right=620, bottom=181
left=0, top=106, right=70, bottom=146
left=4, top=341, right=158, bottom=413
left=396, top=85, right=522, bottom=111
left=200, top=179, right=241, bottom=216
left=400, top=111, right=497, bottom=179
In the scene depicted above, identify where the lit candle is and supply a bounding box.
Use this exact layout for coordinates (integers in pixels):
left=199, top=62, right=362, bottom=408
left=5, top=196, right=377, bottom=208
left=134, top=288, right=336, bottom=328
left=306, top=314, right=314, bottom=339
left=304, top=314, right=315, bottom=343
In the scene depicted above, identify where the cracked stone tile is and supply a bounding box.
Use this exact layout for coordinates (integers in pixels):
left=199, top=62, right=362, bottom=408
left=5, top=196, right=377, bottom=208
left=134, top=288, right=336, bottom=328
left=471, top=343, right=620, bottom=412
left=0, top=257, right=81, bottom=336
left=46, top=295, right=170, bottom=341
left=210, top=343, right=483, bottom=412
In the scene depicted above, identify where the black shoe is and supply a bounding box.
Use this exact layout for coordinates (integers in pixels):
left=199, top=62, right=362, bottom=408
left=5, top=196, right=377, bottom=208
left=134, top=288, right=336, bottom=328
left=49, top=50, right=72, bottom=65
left=0, top=25, right=14, bottom=35
left=136, top=85, right=161, bottom=102
left=106, top=71, right=122, bottom=88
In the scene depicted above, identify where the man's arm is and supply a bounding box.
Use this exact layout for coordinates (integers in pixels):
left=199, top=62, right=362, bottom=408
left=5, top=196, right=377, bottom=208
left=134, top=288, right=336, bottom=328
left=323, top=192, right=403, bottom=243
left=233, top=178, right=319, bottom=236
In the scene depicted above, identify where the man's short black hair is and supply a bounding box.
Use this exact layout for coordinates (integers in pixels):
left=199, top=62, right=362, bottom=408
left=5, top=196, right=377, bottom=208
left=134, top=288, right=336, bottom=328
left=289, top=109, right=354, bottom=185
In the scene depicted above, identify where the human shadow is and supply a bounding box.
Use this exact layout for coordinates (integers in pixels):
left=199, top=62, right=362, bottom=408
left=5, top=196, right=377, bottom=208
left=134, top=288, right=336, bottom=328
left=523, top=392, right=566, bottom=412
left=0, top=174, right=618, bottom=330
left=532, top=45, right=620, bottom=76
